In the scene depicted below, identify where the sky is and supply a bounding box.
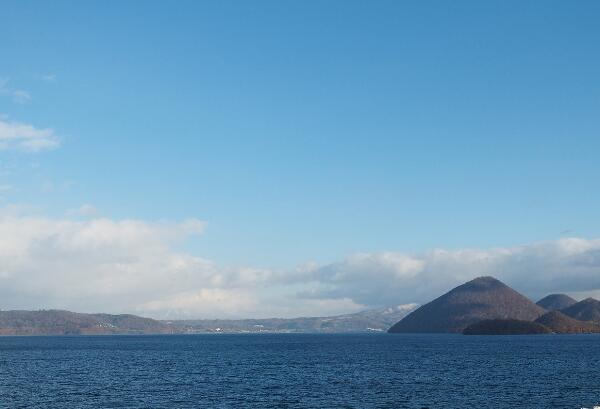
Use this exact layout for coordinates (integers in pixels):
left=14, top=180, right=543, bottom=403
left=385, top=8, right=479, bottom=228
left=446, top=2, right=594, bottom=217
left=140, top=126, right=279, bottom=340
left=1, top=1, right=600, bottom=318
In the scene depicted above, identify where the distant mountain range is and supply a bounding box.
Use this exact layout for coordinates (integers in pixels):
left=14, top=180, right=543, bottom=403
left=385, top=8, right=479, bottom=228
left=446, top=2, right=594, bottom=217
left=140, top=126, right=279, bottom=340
left=3, top=276, right=599, bottom=336
left=0, top=304, right=418, bottom=336
left=387, top=276, right=600, bottom=335
left=166, top=304, right=418, bottom=334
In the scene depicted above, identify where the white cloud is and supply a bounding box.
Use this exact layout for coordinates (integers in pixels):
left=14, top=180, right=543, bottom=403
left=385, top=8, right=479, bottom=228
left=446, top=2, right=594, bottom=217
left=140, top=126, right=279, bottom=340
left=0, top=119, right=60, bottom=152
left=0, top=213, right=210, bottom=313
left=12, top=90, right=31, bottom=104
left=138, top=288, right=260, bottom=318
left=294, top=238, right=600, bottom=307
left=0, top=209, right=365, bottom=319
left=0, top=78, right=32, bottom=104
left=1, top=207, right=600, bottom=319
left=67, top=204, right=98, bottom=218
left=41, top=74, right=56, bottom=82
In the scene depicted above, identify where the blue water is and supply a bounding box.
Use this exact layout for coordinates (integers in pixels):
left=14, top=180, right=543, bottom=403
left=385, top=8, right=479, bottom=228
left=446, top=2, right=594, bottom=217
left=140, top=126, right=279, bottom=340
left=0, top=334, right=599, bottom=408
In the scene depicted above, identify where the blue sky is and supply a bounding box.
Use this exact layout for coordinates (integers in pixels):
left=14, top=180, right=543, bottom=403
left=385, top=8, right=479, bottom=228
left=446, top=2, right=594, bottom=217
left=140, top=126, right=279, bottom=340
left=1, top=2, right=600, bottom=317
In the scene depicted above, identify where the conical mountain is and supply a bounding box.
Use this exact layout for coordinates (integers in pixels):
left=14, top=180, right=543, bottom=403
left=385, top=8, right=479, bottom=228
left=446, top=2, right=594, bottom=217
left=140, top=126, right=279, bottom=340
left=388, top=276, right=545, bottom=333
left=534, top=310, right=600, bottom=334
left=536, top=294, right=577, bottom=311
left=560, top=298, right=600, bottom=322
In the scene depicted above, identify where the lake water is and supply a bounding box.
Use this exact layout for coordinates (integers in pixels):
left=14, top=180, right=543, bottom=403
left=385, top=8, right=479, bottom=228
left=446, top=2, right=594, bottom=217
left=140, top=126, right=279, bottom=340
left=0, top=333, right=599, bottom=408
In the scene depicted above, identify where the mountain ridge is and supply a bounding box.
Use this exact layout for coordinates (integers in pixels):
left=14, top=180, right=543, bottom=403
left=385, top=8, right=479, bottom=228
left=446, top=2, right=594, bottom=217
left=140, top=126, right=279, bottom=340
left=0, top=304, right=419, bottom=335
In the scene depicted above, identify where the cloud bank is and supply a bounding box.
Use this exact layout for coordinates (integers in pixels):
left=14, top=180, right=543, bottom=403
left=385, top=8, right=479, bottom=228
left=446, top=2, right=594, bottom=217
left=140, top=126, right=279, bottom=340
left=0, top=208, right=599, bottom=319
left=0, top=119, right=60, bottom=152
left=0, top=210, right=362, bottom=318
left=299, top=240, right=600, bottom=307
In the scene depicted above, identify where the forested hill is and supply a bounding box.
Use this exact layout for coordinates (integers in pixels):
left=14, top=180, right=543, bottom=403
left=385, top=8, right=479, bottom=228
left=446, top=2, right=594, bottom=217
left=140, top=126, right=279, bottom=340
left=0, top=310, right=174, bottom=335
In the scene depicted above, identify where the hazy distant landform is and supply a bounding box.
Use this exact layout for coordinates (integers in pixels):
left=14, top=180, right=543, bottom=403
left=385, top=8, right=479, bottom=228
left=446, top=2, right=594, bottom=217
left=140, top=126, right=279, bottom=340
left=3, top=276, right=600, bottom=336
left=0, top=304, right=417, bottom=336
left=388, top=276, right=600, bottom=335
left=168, top=304, right=417, bottom=334
left=0, top=310, right=174, bottom=336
